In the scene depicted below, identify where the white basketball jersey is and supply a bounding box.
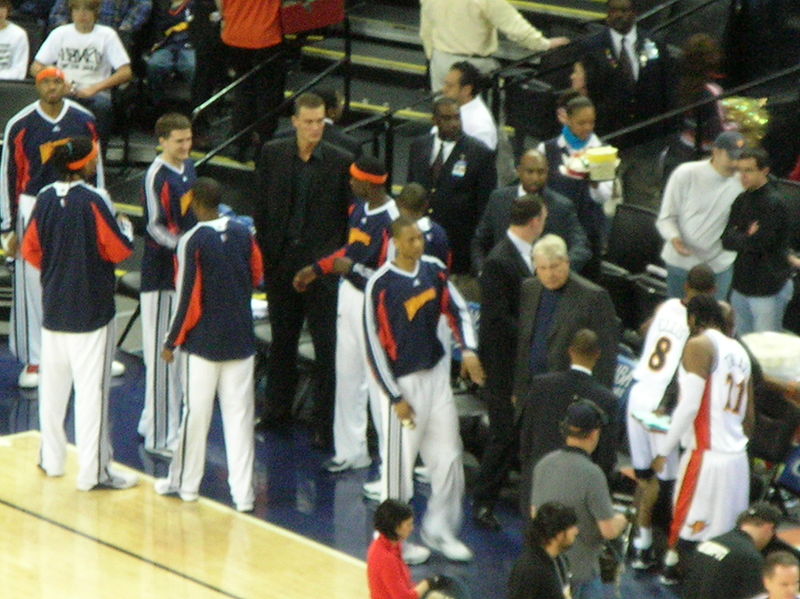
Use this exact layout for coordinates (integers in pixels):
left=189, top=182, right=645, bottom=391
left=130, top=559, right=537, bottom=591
left=632, top=299, right=689, bottom=393
left=680, top=328, right=751, bottom=453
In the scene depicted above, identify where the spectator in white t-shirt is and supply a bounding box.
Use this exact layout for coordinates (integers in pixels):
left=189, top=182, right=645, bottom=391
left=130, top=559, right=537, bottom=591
left=31, top=0, right=131, bottom=139
left=0, top=0, right=29, bottom=80
left=440, top=60, right=498, bottom=151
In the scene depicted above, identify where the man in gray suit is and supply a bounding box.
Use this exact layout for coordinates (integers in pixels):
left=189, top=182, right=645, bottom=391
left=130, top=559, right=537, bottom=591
left=513, top=234, right=619, bottom=397
left=471, top=149, right=591, bottom=276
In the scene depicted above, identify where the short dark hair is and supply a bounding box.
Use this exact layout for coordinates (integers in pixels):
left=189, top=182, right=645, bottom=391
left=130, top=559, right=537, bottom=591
left=433, top=97, right=459, bottom=117
left=374, top=499, right=413, bottom=540
left=509, top=194, right=544, bottom=226
left=45, top=136, right=96, bottom=175
left=0, top=0, right=13, bottom=10
left=192, top=177, right=222, bottom=210
left=763, top=551, right=799, bottom=578
left=569, top=328, right=600, bottom=357
left=313, top=87, right=339, bottom=112
left=293, top=92, right=325, bottom=115
left=565, top=95, right=594, bottom=117
left=527, top=502, right=578, bottom=548
left=736, top=502, right=782, bottom=527
left=155, top=112, right=191, bottom=139
left=686, top=294, right=726, bottom=331
left=450, top=61, right=484, bottom=95
left=557, top=89, right=583, bottom=110
left=608, top=0, right=638, bottom=11
left=739, top=147, right=770, bottom=170
left=686, top=263, right=716, bottom=293
left=396, top=183, right=429, bottom=215
left=390, top=215, right=419, bottom=238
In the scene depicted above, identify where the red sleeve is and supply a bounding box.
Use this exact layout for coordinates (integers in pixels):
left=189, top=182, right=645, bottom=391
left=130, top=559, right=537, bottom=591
left=21, top=218, right=42, bottom=268
left=91, top=203, right=133, bottom=263
left=172, top=249, right=203, bottom=347
left=367, top=540, right=419, bottom=599
left=790, top=155, right=800, bottom=182
left=250, top=237, right=264, bottom=287
left=313, top=246, right=347, bottom=276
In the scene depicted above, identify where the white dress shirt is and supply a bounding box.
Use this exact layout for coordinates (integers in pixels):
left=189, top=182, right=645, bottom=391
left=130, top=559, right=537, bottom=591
left=430, top=137, right=456, bottom=165
left=609, top=25, right=639, bottom=81
left=460, top=95, right=498, bottom=150
left=506, top=229, right=533, bottom=272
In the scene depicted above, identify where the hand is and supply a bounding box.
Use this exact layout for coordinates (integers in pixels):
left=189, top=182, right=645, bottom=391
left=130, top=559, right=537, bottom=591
left=2, top=231, right=18, bottom=257
left=548, top=37, right=570, bottom=50
left=651, top=455, right=666, bottom=474
left=460, top=351, right=486, bottom=387
left=117, top=214, right=133, bottom=240
left=747, top=221, right=760, bottom=236
left=292, top=265, right=317, bottom=292
left=671, top=237, right=692, bottom=256
left=393, top=399, right=416, bottom=428
left=511, top=394, right=518, bottom=407
left=161, top=348, right=174, bottom=363
left=74, top=84, right=99, bottom=99
left=426, top=575, right=451, bottom=591
left=789, top=254, right=800, bottom=269
left=332, top=256, right=353, bottom=275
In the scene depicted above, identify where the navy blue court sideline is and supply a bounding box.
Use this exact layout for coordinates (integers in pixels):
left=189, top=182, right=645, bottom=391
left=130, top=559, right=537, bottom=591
left=0, top=342, right=679, bottom=599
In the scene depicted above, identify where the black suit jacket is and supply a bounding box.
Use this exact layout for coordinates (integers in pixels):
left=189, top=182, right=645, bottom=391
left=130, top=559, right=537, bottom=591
left=517, top=368, right=619, bottom=512
left=254, top=137, right=353, bottom=272
left=580, top=28, right=674, bottom=147
left=513, top=272, right=619, bottom=396
left=478, top=236, right=532, bottom=397
left=407, top=132, right=496, bottom=274
left=471, top=185, right=592, bottom=275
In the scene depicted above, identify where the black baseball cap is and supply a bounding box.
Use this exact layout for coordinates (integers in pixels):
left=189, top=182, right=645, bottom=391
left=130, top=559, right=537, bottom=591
left=713, top=131, right=746, bottom=159
left=562, top=399, right=609, bottom=430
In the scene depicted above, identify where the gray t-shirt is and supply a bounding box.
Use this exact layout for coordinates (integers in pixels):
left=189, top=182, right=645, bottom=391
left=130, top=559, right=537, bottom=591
left=531, top=447, right=615, bottom=582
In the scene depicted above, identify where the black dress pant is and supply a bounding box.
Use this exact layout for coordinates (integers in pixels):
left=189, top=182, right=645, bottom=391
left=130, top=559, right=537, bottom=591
left=473, top=382, right=517, bottom=509
left=264, top=263, right=337, bottom=437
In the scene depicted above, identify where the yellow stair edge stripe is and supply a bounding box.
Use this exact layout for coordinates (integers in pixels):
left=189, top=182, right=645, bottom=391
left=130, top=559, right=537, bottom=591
left=301, top=46, right=427, bottom=74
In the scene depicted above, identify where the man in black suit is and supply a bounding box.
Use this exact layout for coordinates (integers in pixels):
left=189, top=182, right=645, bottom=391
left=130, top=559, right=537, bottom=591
left=518, top=328, right=620, bottom=514
left=513, top=233, right=619, bottom=397
left=253, top=92, right=353, bottom=446
left=472, top=195, right=547, bottom=530
left=579, top=0, right=674, bottom=208
left=471, top=149, right=591, bottom=276
left=407, top=97, right=496, bottom=275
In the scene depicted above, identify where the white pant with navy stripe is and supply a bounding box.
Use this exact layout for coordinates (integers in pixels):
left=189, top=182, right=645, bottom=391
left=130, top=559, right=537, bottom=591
left=39, top=321, right=116, bottom=490
left=166, top=353, right=255, bottom=507
left=10, top=194, right=42, bottom=367
left=381, top=356, right=464, bottom=539
left=332, top=279, right=383, bottom=462
left=139, top=289, right=182, bottom=451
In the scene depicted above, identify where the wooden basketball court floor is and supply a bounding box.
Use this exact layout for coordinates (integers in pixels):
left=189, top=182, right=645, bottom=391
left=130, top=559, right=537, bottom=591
left=0, top=431, right=368, bottom=599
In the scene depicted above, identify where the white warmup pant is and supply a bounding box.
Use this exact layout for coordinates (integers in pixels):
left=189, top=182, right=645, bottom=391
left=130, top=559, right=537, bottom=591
left=381, top=357, right=464, bottom=538
left=166, top=353, right=255, bottom=507
left=332, top=280, right=383, bottom=462
left=39, top=322, right=116, bottom=490
left=10, top=194, right=42, bottom=367
left=138, top=290, right=182, bottom=451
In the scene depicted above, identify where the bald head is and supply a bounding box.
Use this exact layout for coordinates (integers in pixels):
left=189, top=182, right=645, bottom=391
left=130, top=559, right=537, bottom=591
left=518, top=150, right=549, bottom=194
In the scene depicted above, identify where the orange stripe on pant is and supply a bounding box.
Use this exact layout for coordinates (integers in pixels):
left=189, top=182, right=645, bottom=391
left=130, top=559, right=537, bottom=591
left=668, top=448, right=705, bottom=547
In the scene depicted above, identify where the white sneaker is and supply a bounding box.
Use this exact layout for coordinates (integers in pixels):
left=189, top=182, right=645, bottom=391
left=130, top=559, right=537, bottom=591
left=81, top=469, right=139, bottom=491
left=154, top=478, right=198, bottom=502
left=402, top=541, right=431, bottom=565
left=322, top=453, right=372, bottom=473
left=362, top=479, right=382, bottom=502
left=236, top=502, right=254, bottom=513
left=18, top=365, right=38, bottom=389
left=421, top=528, right=474, bottom=562
left=111, top=360, right=125, bottom=377
left=414, top=465, right=431, bottom=484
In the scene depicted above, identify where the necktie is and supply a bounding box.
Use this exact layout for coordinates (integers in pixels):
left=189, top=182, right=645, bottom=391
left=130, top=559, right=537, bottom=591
left=618, top=38, right=635, bottom=87
left=430, top=143, right=444, bottom=183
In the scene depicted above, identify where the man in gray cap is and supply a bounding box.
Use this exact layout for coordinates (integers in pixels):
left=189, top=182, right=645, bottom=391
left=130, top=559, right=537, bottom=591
left=656, top=130, right=747, bottom=300
left=530, top=399, right=628, bottom=599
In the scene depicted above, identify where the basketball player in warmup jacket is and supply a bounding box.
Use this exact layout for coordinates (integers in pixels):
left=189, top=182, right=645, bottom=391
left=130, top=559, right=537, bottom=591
left=293, top=156, right=398, bottom=467
left=627, top=263, right=716, bottom=569
left=653, top=295, right=753, bottom=585
left=364, top=216, right=485, bottom=563
left=21, top=136, right=137, bottom=491
left=155, top=177, right=263, bottom=512
left=1, top=66, right=103, bottom=389
left=138, top=113, right=196, bottom=457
